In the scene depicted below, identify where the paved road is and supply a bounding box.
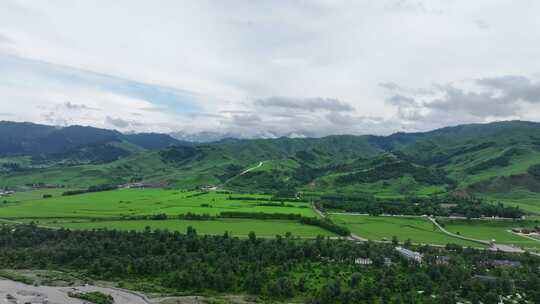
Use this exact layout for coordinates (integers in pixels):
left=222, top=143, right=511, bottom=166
left=427, top=216, right=491, bottom=246
left=428, top=217, right=527, bottom=253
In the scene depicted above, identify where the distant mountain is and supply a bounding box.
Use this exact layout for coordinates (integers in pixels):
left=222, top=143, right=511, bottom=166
left=170, top=131, right=240, bottom=143
left=0, top=121, right=183, bottom=161
left=2, top=120, right=540, bottom=213
left=170, top=130, right=309, bottom=143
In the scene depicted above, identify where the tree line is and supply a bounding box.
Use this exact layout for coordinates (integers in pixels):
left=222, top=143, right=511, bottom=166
left=0, top=224, right=539, bottom=303
left=318, top=194, right=524, bottom=219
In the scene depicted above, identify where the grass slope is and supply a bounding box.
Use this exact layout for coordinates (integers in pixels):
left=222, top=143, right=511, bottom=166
left=331, top=214, right=483, bottom=247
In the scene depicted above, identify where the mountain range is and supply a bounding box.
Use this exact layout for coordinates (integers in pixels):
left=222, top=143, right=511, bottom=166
left=1, top=120, right=540, bottom=213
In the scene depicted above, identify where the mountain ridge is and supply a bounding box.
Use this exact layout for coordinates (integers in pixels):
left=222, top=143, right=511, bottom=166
left=1, top=119, right=540, bottom=213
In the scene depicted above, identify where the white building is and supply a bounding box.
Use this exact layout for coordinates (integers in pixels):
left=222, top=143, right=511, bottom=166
left=355, top=258, right=373, bottom=265
left=395, top=247, right=423, bottom=263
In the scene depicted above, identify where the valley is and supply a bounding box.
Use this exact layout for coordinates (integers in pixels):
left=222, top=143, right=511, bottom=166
left=2, top=120, right=540, bottom=250
left=2, top=120, right=540, bottom=303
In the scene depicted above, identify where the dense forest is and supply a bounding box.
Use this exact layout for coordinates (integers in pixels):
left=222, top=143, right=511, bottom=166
left=1, top=224, right=539, bottom=303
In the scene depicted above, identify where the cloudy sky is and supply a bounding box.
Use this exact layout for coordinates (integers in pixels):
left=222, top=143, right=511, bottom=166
left=1, top=0, right=540, bottom=137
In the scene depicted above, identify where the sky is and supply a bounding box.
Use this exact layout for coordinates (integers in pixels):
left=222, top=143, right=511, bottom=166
left=1, top=0, right=540, bottom=138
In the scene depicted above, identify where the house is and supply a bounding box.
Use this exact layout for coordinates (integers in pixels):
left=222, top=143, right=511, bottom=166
left=436, top=256, right=450, bottom=265
left=472, top=275, right=497, bottom=282
left=489, top=259, right=521, bottom=268
left=439, top=203, right=458, bottom=209
left=355, top=258, right=373, bottom=265
left=396, top=247, right=423, bottom=263
left=200, top=185, right=218, bottom=191
left=0, top=190, right=14, bottom=197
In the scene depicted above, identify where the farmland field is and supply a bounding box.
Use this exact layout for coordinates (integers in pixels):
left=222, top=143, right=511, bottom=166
left=0, top=189, right=316, bottom=219
left=0, top=189, right=330, bottom=238
left=330, top=214, right=484, bottom=247
left=1, top=188, right=71, bottom=202
left=440, top=219, right=540, bottom=251
left=38, top=218, right=335, bottom=238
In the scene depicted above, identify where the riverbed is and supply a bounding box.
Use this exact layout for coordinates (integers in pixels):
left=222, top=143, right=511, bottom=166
left=0, top=279, right=150, bottom=304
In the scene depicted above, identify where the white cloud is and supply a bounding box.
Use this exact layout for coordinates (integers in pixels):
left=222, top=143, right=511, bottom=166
left=1, top=0, right=540, bottom=136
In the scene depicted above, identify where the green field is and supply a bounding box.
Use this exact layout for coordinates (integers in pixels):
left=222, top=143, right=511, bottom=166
left=0, top=189, right=332, bottom=238
left=1, top=188, right=72, bottom=202
left=330, top=214, right=484, bottom=247
left=0, top=189, right=316, bottom=219
left=441, top=219, right=540, bottom=251
left=39, top=218, right=334, bottom=238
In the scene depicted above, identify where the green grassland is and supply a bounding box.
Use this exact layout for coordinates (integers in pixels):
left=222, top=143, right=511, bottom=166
left=0, top=189, right=332, bottom=238
left=43, top=218, right=334, bottom=238
left=313, top=174, right=447, bottom=199
left=440, top=219, right=540, bottom=251
left=481, top=189, right=540, bottom=214
left=1, top=188, right=71, bottom=202
left=330, top=214, right=484, bottom=247
left=449, top=146, right=540, bottom=187
left=0, top=189, right=316, bottom=219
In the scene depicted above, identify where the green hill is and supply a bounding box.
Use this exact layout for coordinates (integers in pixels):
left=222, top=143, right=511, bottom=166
left=1, top=120, right=540, bottom=212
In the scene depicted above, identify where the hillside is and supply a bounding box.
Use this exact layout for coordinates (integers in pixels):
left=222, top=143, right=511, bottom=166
left=1, top=120, right=540, bottom=212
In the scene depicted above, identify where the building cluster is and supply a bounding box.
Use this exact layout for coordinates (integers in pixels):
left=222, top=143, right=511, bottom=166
left=0, top=190, right=14, bottom=196
left=354, top=257, right=393, bottom=267
left=512, top=227, right=540, bottom=235
left=435, top=255, right=450, bottom=265
left=487, top=259, right=522, bottom=268
left=119, top=182, right=166, bottom=189
left=200, top=185, right=218, bottom=191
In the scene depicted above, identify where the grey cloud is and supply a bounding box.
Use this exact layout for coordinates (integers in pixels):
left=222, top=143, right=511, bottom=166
left=387, top=0, right=427, bottom=12
left=43, top=111, right=69, bottom=126
left=476, top=76, right=540, bottom=103
left=105, top=116, right=143, bottom=129
left=387, top=94, right=415, bottom=106
left=228, top=113, right=261, bottom=126
left=383, top=75, right=540, bottom=129
left=379, top=82, right=401, bottom=91
left=428, top=86, right=520, bottom=117
left=254, top=96, right=354, bottom=112
left=63, top=101, right=93, bottom=111
left=475, top=20, right=490, bottom=30
left=219, top=110, right=254, bottom=115
left=0, top=34, right=13, bottom=45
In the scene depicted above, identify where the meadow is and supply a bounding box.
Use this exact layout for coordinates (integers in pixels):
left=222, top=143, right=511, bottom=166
left=330, top=214, right=484, bottom=247
left=0, top=189, right=330, bottom=238
left=482, top=189, right=540, bottom=214
left=38, top=218, right=334, bottom=238
left=440, top=219, right=540, bottom=251
left=0, top=189, right=316, bottom=219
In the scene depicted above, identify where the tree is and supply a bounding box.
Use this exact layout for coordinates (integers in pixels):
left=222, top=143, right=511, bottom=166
left=249, top=231, right=257, bottom=242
